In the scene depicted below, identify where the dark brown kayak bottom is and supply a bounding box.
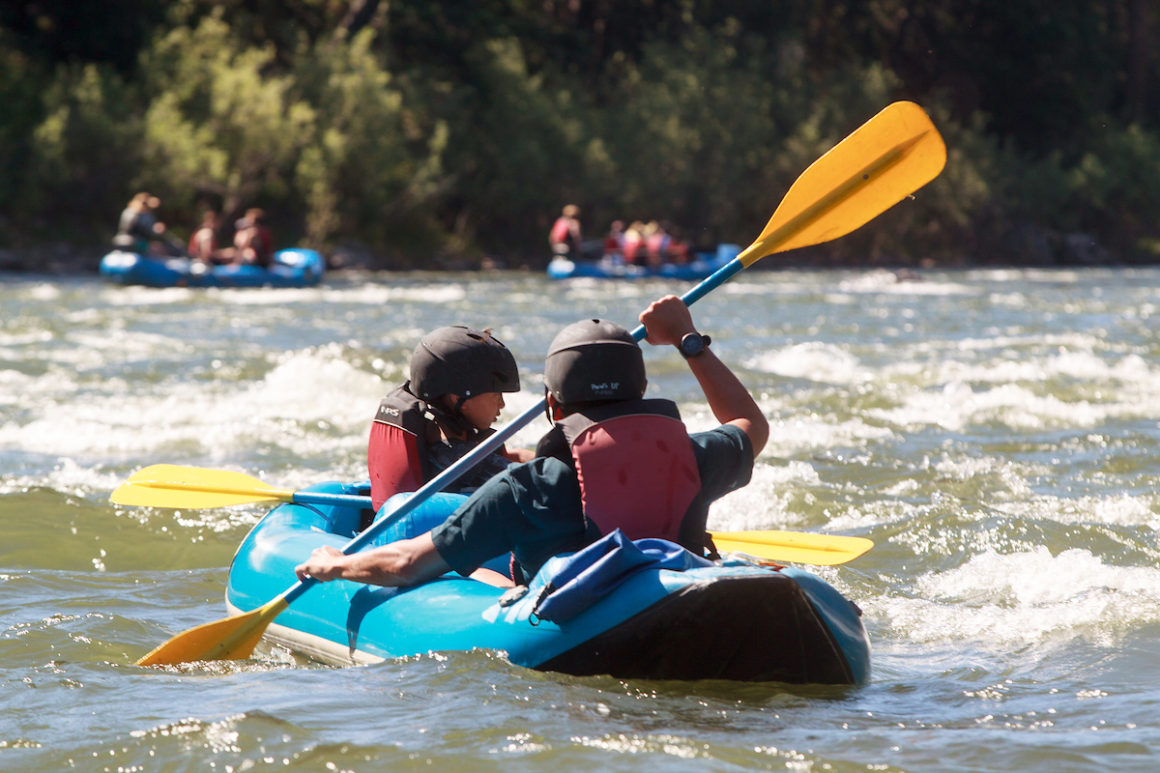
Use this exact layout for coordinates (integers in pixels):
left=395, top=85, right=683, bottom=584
left=539, top=573, right=858, bottom=684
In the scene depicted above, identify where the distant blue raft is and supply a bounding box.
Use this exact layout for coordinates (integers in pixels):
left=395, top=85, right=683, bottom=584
left=225, top=482, right=871, bottom=684
left=547, top=244, right=741, bottom=281
left=99, top=248, right=325, bottom=288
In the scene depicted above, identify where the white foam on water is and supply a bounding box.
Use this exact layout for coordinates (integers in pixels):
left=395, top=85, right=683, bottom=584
left=835, top=269, right=976, bottom=296
left=924, top=347, right=1160, bottom=392
left=870, top=381, right=1111, bottom=431
left=768, top=414, right=897, bottom=458
left=51, top=328, right=193, bottom=370
left=879, top=547, right=1160, bottom=650
left=674, top=391, right=895, bottom=459
left=2, top=347, right=382, bottom=462
left=211, top=287, right=326, bottom=305
left=100, top=286, right=198, bottom=305
left=3, top=331, right=566, bottom=499
left=0, top=329, right=55, bottom=348
left=999, top=492, right=1160, bottom=529
left=746, top=341, right=872, bottom=386
left=932, top=454, right=1039, bottom=498
left=0, top=456, right=123, bottom=497
left=707, top=461, right=824, bottom=532
left=13, top=281, right=65, bottom=301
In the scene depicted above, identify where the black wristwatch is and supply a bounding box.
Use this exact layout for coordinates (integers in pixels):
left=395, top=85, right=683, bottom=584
left=678, top=332, right=711, bottom=359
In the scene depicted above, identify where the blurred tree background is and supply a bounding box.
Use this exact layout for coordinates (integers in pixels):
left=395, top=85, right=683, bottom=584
left=1, top=0, right=1157, bottom=269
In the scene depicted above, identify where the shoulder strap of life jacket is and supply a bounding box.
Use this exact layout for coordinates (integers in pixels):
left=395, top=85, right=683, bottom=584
left=558, top=398, right=701, bottom=542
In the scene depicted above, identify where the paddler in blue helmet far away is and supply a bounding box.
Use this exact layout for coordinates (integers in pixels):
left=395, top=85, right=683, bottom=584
left=300, top=294, right=769, bottom=588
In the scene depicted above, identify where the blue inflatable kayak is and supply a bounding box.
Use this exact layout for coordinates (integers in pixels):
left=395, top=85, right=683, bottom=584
left=547, top=244, right=741, bottom=281
left=225, top=482, right=871, bottom=684
left=99, top=248, right=325, bottom=288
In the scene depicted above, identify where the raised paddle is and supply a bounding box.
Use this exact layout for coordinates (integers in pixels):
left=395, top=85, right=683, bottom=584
left=112, top=464, right=873, bottom=566
left=129, top=100, right=944, bottom=666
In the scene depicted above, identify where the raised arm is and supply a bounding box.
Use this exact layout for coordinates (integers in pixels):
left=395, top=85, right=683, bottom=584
left=638, top=295, right=769, bottom=457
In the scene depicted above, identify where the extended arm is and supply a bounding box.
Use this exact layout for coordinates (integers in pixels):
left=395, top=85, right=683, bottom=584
left=638, top=295, right=769, bottom=457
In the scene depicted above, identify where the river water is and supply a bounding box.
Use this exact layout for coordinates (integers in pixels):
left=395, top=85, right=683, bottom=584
left=1, top=266, right=1158, bottom=772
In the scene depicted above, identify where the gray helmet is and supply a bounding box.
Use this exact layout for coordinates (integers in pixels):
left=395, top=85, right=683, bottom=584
left=410, top=326, right=520, bottom=400
left=544, top=319, right=646, bottom=404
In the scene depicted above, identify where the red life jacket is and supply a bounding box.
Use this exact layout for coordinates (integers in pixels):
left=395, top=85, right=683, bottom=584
left=556, top=399, right=701, bottom=543
left=645, top=232, right=669, bottom=261
left=188, top=226, right=217, bottom=258
left=251, top=226, right=274, bottom=266
left=622, top=234, right=643, bottom=264
left=235, top=225, right=275, bottom=267
left=368, top=386, right=433, bottom=511
left=550, top=217, right=578, bottom=250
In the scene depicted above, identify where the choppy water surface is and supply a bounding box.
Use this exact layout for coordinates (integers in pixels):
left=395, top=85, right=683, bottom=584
left=2, top=266, right=1158, bottom=772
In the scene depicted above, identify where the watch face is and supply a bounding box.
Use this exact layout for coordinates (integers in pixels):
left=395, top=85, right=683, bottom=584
left=680, top=334, right=704, bottom=357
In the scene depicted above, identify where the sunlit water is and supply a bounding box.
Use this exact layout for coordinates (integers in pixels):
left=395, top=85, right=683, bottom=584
left=2, top=266, right=1158, bottom=772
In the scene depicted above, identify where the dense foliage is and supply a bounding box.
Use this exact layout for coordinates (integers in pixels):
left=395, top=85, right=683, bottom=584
left=1, top=0, right=1157, bottom=268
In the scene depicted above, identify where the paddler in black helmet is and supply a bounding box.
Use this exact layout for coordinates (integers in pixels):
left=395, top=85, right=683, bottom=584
left=301, top=295, right=768, bottom=587
left=367, top=326, right=533, bottom=512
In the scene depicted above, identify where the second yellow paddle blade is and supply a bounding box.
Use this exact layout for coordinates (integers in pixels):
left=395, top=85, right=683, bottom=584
left=709, top=530, right=873, bottom=566
left=111, top=464, right=293, bottom=509
left=741, top=101, right=946, bottom=265
left=136, top=597, right=287, bottom=666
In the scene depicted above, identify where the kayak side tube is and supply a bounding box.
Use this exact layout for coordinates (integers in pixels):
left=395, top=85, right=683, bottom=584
left=98, top=248, right=324, bottom=288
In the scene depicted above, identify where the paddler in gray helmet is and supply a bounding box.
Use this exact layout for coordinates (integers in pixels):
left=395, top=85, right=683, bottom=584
left=367, top=326, right=533, bottom=513
left=303, top=294, right=768, bottom=587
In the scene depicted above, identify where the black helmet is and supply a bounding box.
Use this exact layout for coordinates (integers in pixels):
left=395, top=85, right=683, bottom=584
left=410, top=326, right=520, bottom=400
left=544, top=319, right=646, bottom=404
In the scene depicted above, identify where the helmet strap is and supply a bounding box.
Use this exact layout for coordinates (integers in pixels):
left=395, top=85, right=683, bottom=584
left=429, top=394, right=474, bottom=440
left=544, top=390, right=564, bottom=425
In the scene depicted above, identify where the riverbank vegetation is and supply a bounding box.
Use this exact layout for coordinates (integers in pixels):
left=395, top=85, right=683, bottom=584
left=1, top=1, right=1157, bottom=269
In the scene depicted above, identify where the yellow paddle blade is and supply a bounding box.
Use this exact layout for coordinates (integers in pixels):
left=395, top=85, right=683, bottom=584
left=111, top=464, right=295, bottom=509
left=135, top=596, right=289, bottom=666
left=738, top=100, right=946, bottom=266
left=709, top=530, right=873, bottom=566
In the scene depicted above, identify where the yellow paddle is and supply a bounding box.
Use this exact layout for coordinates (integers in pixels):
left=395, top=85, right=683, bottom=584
left=737, top=100, right=945, bottom=264
left=113, top=464, right=872, bottom=567
left=128, top=101, right=943, bottom=666
left=708, top=530, right=871, bottom=566
left=112, top=464, right=369, bottom=509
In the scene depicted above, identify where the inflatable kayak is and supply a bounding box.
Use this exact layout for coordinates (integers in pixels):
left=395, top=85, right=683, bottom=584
left=547, top=244, right=741, bottom=281
left=98, top=248, right=325, bottom=288
left=225, top=481, right=871, bottom=684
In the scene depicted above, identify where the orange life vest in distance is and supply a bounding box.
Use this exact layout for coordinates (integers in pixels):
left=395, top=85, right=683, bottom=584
left=557, top=399, right=701, bottom=543
left=645, top=232, right=669, bottom=261
left=550, top=217, right=578, bottom=250
left=621, top=233, right=643, bottom=264
left=188, top=226, right=217, bottom=258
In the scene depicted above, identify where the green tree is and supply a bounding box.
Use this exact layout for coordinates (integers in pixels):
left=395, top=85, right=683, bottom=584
left=294, top=29, right=449, bottom=253
left=25, top=64, right=140, bottom=237
left=138, top=14, right=316, bottom=233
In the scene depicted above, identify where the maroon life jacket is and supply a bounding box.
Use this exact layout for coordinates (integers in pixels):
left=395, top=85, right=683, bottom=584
left=556, top=398, right=701, bottom=543
left=368, top=385, right=433, bottom=512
